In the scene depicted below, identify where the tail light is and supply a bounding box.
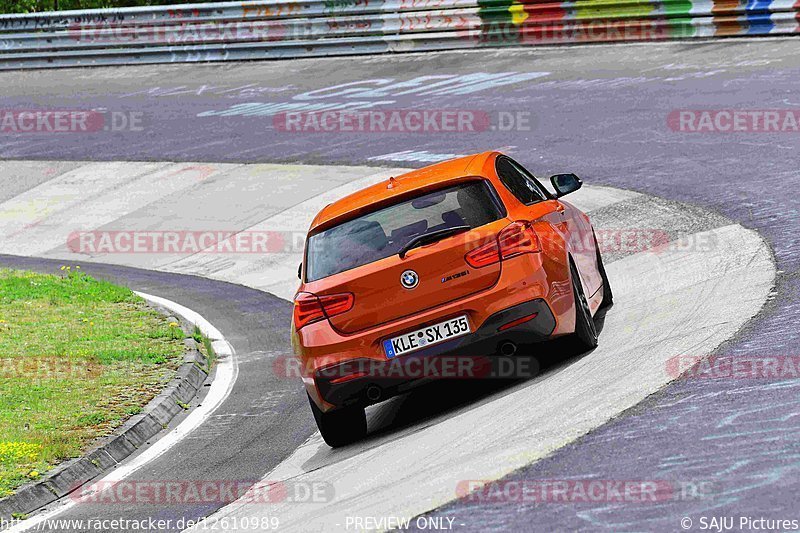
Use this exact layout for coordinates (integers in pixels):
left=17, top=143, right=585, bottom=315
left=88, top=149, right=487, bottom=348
left=463, top=238, right=501, bottom=268
left=465, top=221, right=541, bottom=268
left=294, top=292, right=354, bottom=330
left=498, top=220, right=542, bottom=258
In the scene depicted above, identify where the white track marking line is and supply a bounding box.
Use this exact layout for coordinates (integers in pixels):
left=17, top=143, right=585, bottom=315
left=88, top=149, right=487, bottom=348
left=7, top=293, right=238, bottom=533
left=136, top=291, right=227, bottom=342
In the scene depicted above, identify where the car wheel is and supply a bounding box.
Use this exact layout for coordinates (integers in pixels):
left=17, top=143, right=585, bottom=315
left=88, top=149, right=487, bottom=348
left=570, top=260, right=598, bottom=350
left=594, top=234, right=614, bottom=309
left=308, top=394, right=367, bottom=448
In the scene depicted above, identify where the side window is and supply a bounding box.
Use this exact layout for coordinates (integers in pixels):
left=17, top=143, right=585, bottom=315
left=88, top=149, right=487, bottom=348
left=495, top=157, right=548, bottom=204
left=509, top=159, right=552, bottom=200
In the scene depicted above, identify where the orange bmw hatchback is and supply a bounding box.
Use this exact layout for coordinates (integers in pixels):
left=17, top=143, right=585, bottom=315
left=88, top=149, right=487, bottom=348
left=293, top=151, right=612, bottom=447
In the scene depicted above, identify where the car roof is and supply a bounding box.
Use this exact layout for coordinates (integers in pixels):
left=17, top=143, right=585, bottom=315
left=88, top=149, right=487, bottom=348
left=309, top=151, right=499, bottom=231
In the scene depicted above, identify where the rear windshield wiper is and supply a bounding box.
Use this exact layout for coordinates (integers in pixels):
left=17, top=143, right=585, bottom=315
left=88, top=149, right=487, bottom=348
left=398, top=225, right=471, bottom=259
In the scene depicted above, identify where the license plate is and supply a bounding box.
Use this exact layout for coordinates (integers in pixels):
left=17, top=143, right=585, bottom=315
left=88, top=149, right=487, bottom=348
left=383, top=315, right=471, bottom=359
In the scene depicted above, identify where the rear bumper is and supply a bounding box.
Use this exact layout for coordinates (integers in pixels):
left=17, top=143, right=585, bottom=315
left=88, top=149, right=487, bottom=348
left=315, top=298, right=555, bottom=408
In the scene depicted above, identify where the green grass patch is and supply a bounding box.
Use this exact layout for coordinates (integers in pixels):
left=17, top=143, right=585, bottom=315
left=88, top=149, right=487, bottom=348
left=193, top=324, right=216, bottom=374
left=0, top=267, right=185, bottom=496
left=1, top=1, right=201, bottom=15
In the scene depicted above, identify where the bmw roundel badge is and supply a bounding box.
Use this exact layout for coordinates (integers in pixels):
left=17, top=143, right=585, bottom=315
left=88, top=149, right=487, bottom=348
left=400, top=270, right=419, bottom=290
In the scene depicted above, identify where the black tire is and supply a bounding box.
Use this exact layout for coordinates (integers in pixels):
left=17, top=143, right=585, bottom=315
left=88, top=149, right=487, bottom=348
left=308, top=394, right=367, bottom=448
left=570, top=260, right=598, bottom=350
left=595, top=235, right=614, bottom=309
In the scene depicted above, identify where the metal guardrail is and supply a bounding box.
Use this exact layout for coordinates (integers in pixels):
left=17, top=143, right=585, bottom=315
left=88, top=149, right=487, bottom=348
left=0, top=0, right=798, bottom=69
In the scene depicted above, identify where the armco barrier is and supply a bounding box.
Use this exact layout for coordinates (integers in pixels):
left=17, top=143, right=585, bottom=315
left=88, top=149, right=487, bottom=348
left=0, top=0, right=798, bottom=69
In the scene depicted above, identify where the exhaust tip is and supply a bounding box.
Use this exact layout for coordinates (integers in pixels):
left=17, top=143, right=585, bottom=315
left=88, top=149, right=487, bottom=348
left=366, top=385, right=382, bottom=402
left=500, top=341, right=517, bottom=356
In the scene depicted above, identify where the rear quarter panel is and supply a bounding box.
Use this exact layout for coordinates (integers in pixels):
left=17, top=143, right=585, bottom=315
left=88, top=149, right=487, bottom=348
left=561, top=200, right=603, bottom=303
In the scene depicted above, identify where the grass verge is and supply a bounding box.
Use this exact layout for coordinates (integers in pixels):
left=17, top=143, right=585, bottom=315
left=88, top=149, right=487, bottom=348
left=0, top=267, right=185, bottom=496
left=192, top=325, right=216, bottom=373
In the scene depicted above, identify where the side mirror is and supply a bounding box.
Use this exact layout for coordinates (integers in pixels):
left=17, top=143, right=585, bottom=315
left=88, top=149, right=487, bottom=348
left=297, top=263, right=302, bottom=280
left=549, top=173, right=582, bottom=197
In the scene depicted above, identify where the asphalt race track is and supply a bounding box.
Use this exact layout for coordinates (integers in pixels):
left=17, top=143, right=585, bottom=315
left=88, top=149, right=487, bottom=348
left=1, top=38, right=799, bottom=531
left=0, top=161, right=773, bottom=530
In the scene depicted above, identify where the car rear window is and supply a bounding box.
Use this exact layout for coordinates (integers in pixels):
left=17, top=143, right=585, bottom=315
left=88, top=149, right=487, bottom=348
left=305, top=180, right=503, bottom=282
